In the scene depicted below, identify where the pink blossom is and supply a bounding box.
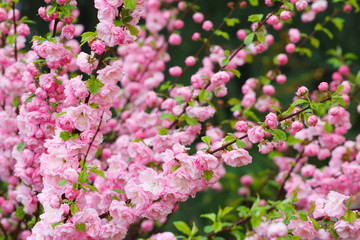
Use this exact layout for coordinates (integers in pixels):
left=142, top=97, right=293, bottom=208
left=247, top=126, right=265, bottom=143
left=334, top=219, right=360, bottom=239
left=323, top=191, right=350, bottom=218
left=222, top=149, right=252, bottom=167
left=202, top=20, right=213, bottom=31
left=192, top=12, right=204, bottom=23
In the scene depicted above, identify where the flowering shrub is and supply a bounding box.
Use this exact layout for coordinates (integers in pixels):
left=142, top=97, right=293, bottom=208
left=0, top=0, right=359, bottom=239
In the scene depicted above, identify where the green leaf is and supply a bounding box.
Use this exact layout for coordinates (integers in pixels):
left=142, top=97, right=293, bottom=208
left=226, top=69, right=241, bottom=78
left=171, top=165, right=181, bottom=172
left=12, top=96, right=20, bottom=107
left=113, top=189, right=125, bottom=194
left=333, top=95, right=347, bottom=107
left=80, top=31, right=97, bottom=46
left=185, top=115, right=198, bottom=125
left=214, top=30, right=230, bottom=40
left=174, top=221, right=192, bottom=236
left=321, top=27, right=334, bottom=39
left=203, top=170, right=213, bottom=182
left=89, top=103, right=98, bottom=109
left=85, top=185, right=100, bottom=193
left=291, top=98, right=308, bottom=107
left=309, top=37, right=320, bottom=48
left=124, top=0, right=137, bottom=10
left=329, top=224, right=339, bottom=239
left=199, top=89, right=212, bottom=102
left=17, top=141, right=25, bottom=151
left=248, top=14, right=263, bottom=23
left=126, top=24, right=139, bottom=37
left=90, top=168, right=105, bottom=179
left=160, top=112, right=176, bottom=122
left=224, top=17, right=240, bottom=27
left=15, top=206, right=26, bottom=220
left=78, top=169, right=88, bottom=183
left=248, top=0, right=259, bottom=6
left=269, top=105, right=281, bottom=113
left=158, top=127, right=168, bottom=135
left=333, top=84, right=344, bottom=95
left=283, top=2, right=294, bottom=10
left=58, top=179, right=68, bottom=186
left=224, top=135, right=237, bottom=143
left=25, top=93, right=36, bottom=104
left=257, top=33, right=265, bottom=44
left=201, top=136, right=211, bottom=146
left=70, top=203, right=79, bottom=215
left=60, top=131, right=71, bottom=141
left=345, top=209, right=357, bottom=224
left=222, top=58, right=230, bottom=66
left=272, top=129, right=287, bottom=141
left=75, top=223, right=86, bottom=232
left=324, top=121, right=333, bottom=133
left=191, top=222, right=198, bottom=236
left=87, top=79, right=104, bottom=95
left=55, top=112, right=66, bottom=119
left=46, top=6, right=57, bottom=16
left=244, top=32, right=255, bottom=45
left=308, top=201, right=315, bottom=215
left=201, top=213, right=217, bottom=223
left=236, top=139, right=245, bottom=148
left=51, top=222, right=62, bottom=229
left=310, top=218, right=320, bottom=230
left=298, top=212, right=308, bottom=221
left=332, top=17, right=344, bottom=31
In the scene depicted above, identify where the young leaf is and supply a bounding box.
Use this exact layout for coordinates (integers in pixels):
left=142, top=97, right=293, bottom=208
left=272, top=129, right=287, bottom=141
left=87, top=79, right=104, bottom=95
left=15, top=206, right=26, bottom=220
left=244, top=32, right=255, bottom=45
left=75, top=223, right=86, bottom=232
left=124, top=0, right=137, bottom=10
left=90, top=168, right=105, bottom=179
left=17, top=141, right=25, bottom=151
left=201, top=136, right=212, bottom=146
left=58, top=179, right=68, bottom=187
left=60, top=131, right=71, bottom=141
left=173, top=221, right=192, bottom=236
left=203, top=170, right=213, bottom=181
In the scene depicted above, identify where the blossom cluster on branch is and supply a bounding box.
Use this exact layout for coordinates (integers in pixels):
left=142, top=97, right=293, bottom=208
left=0, top=0, right=358, bottom=239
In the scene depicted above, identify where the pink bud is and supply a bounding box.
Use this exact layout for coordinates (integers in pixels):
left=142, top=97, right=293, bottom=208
left=280, top=10, right=292, bottom=21
left=202, top=20, right=213, bottom=31
left=169, top=66, right=182, bottom=76
left=338, top=65, right=350, bottom=75
left=291, top=121, right=303, bottom=132
left=192, top=12, right=204, bottom=23
left=285, top=43, right=296, bottom=54
left=236, top=29, right=247, bottom=40
left=238, top=187, right=249, bottom=196
left=240, top=175, right=253, bottom=186
left=192, top=32, right=200, bottom=41
left=318, top=82, right=329, bottom=91
left=169, top=33, right=182, bottom=45
left=277, top=53, right=288, bottom=65
left=263, top=85, right=275, bottom=95
left=307, top=115, right=318, bottom=126
left=332, top=72, right=343, bottom=82
left=276, top=74, right=287, bottom=84
left=174, top=19, right=184, bottom=29
left=185, top=56, right=196, bottom=66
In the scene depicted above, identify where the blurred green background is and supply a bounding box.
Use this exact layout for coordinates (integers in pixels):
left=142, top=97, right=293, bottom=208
left=17, top=0, right=360, bottom=238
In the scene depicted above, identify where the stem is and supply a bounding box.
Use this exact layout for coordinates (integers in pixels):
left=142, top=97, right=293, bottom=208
left=52, top=18, right=60, bottom=38
left=12, top=2, right=17, bottom=61
left=83, top=113, right=104, bottom=163
left=276, top=150, right=304, bottom=200
left=85, top=52, right=106, bottom=104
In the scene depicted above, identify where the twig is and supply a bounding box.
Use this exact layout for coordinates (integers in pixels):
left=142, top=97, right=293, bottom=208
left=83, top=113, right=104, bottom=163
left=52, top=18, right=60, bottom=38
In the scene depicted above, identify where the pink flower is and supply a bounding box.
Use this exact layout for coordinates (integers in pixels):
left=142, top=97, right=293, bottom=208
left=289, top=28, right=301, bottom=43
left=56, top=115, right=75, bottom=131
left=323, top=191, right=350, bottom=218
left=277, top=53, right=288, bottom=65
left=61, top=24, right=75, bottom=40
left=267, top=222, right=288, bottom=238
left=318, top=82, right=329, bottom=91
left=150, top=232, right=177, bottom=240
left=240, top=175, right=253, bottom=186
left=222, top=149, right=252, bottom=167
left=288, top=219, right=316, bottom=239
left=247, top=126, right=265, bottom=143
left=109, top=201, right=136, bottom=225
left=210, top=71, right=230, bottom=86
left=90, top=40, right=106, bottom=55
left=258, top=141, right=273, bottom=154
left=66, top=104, right=98, bottom=131
left=334, top=219, right=360, bottom=239
left=235, top=121, right=248, bottom=132
left=291, top=121, right=303, bottom=133
left=194, top=151, right=219, bottom=170
left=265, top=112, right=277, bottom=129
